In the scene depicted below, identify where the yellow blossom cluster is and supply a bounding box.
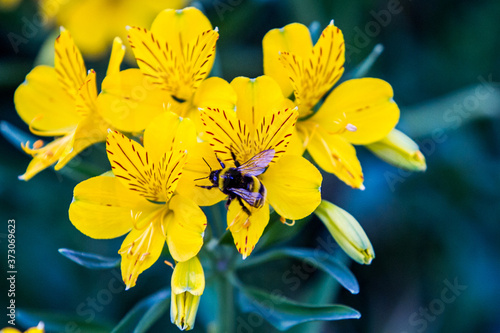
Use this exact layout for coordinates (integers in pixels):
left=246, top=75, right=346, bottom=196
left=13, top=6, right=425, bottom=331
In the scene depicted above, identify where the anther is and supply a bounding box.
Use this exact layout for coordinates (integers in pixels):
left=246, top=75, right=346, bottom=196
left=345, top=123, right=357, bottom=132
left=33, top=139, right=44, bottom=149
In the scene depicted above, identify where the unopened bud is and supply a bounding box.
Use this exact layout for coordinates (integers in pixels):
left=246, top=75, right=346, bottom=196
left=366, top=129, right=426, bottom=171
left=315, top=200, right=375, bottom=265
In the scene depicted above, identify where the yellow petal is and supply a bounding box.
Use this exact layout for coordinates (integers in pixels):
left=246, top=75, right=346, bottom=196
left=55, top=28, right=87, bottom=99
left=49, top=0, right=188, bottom=57
left=75, top=69, right=97, bottom=117
left=55, top=113, right=109, bottom=170
left=97, top=68, right=165, bottom=133
left=191, top=77, right=237, bottom=131
left=165, top=195, right=207, bottom=262
left=200, top=105, right=298, bottom=166
left=194, top=77, right=237, bottom=111
left=150, top=7, right=213, bottom=57
left=106, top=37, right=126, bottom=77
left=25, top=322, right=45, bottom=333
left=19, top=134, right=74, bottom=181
left=54, top=0, right=118, bottom=57
left=59, top=69, right=107, bottom=164
left=279, top=22, right=345, bottom=115
left=193, top=76, right=237, bottom=129
left=287, top=127, right=307, bottom=156
left=306, top=22, right=345, bottom=101
left=69, top=175, right=155, bottom=239
left=106, top=130, right=187, bottom=203
left=170, top=256, right=204, bottom=330
left=171, top=256, right=205, bottom=295
left=143, top=111, right=197, bottom=165
left=304, top=123, right=364, bottom=189
left=366, top=128, right=427, bottom=171
left=120, top=221, right=166, bottom=289
left=171, top=292, right=201, bottom=331
left=227, top=200, right=269, bottom=259
left=315, top=78, right=400, bottom=145
left=231, top=76, right=288, bottom=132
left=199, top=107, right=249, bottom=165
left=176, top=142, right=226, bottom=206
left=260, top=155, right=322, bottom=219
left=254, top=107, right=298, bottom=164
left=0, top=0, right=21, bottom=10
left=128, top=12, right=218, bottom=101
left=14, top=66, right=79, bottom=132
left=263, top=23, right=313, bottom=98
left=0, top=329, right=21, bottom=333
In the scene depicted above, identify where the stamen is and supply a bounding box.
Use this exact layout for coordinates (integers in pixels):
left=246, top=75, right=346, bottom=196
left=345, top=123, right=357, bottom=132
left=164, top=260, right=174, bottom=269
left=33, top=139, right=44, bottom=149
left=302, top=123, right=319, bottom=149
left=280, top=216, right=296, bottom=226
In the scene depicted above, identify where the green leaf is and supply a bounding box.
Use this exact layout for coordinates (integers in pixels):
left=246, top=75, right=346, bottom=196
left=58, top=248, right=120, bottom=270
left=344, top=43, right=384, bottom=80
left=0, top=120, right=34, bottom=151
left=237, top=285, right=360, bottom=331
left=111, top=288, right=170, bottom=333
left=217, top=229, right=234, bottom=246
left=237, top=247, right=359, bottom=294
left=257, top=212, right=311, bottom=251
left=17, top=309, right=113, bottom=333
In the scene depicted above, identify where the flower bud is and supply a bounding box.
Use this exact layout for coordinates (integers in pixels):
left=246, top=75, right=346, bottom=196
left=366, top=129, right=426, bottom=172
left=315, top=200, right=375, bottom=265
left=170, top=256, right=205, bottom=331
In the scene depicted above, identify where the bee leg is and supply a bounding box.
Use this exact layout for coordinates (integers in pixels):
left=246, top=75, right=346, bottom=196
left=216, top=156, right=225, bottom=168
left=231, top=151, right=240, bottom=167
left=237, top=196, right=252, bottom=216
left=196, top=185, right=218, bottom=189
left=225, top=196, right=233, bottom=210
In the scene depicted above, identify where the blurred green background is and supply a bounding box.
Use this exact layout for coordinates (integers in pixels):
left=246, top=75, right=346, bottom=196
left=1, top=0, right=499, bottom=332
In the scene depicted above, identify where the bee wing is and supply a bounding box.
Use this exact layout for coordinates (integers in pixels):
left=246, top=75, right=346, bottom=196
left=229, top=188, right=263, bottom=208
left=237, top=149, right=275, bottom=177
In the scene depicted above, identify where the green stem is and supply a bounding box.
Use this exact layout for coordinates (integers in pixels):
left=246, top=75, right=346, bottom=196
left=216, top=272, right=234, bottom=333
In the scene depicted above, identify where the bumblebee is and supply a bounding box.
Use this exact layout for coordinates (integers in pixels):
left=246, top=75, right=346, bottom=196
left=197, top=149, right=275, bottom=216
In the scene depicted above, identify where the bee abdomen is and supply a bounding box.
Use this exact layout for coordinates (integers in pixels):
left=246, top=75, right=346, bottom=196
left=251, top=176, right=266, bottom=208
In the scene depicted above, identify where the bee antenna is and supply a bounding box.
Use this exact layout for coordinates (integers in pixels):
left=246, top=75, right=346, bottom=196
left=202, top=157, right=212, bottom=171
left=194, top=158, right=212, bottom=181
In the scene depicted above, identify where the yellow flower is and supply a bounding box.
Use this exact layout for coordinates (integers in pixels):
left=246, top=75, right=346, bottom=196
left=99, top=7, right=236, bottom=133
left=1, top=322, right=44, bottom=333
left=69, top=112, right=207, bottom=289
left=199, top=76, right=323, bottom=259
left=263, top=22, right=400, bottom=189
left=38, top=0, right=188, bottom=57
left=170, top=256, right=205, bottom=331
left=14, top=29, right=125, bottom=180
